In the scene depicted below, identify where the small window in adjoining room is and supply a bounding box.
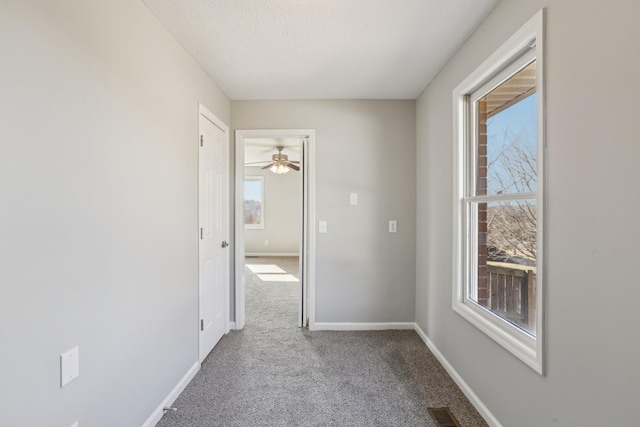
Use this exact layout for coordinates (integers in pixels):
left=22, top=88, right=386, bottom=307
left=244, top=176, right=264, bottom=229
left=452, top=10, right=545, bottom=374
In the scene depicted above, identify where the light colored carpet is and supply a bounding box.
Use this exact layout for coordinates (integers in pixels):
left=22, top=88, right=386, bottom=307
left=157, top=257, right=488, bottom=427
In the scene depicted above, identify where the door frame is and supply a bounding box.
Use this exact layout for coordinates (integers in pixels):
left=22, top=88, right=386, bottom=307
left=234, top=129, right=316, bottom=330
left=198, top=103, right=230, bottom=363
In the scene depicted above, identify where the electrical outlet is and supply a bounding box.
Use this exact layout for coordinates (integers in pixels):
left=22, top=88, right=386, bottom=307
left=350, top=192, right=358, bottom=206
left=318, top=221, right=327, bottom=233
left=389, top=220, right=397, bottom=233
left=264, top=240, right=269, bottom=246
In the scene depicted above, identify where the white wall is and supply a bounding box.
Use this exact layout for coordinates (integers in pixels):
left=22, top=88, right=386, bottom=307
left=233, top=101, right=416, bottom=323
left=244, top=167, right=301, bottom=255
left=416, top=1, right=640, bottom=425
left=0, top=1, right=230, bottom=426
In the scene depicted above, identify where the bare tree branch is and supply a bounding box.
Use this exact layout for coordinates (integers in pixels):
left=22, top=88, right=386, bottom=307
left=484, top=121, right=537, bottom=263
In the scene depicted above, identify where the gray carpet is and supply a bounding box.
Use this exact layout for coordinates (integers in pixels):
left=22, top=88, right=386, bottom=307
left=157, top=257, right=488, bottom=427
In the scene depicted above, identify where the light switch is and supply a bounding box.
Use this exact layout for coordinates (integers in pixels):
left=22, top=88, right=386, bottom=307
left=60, top=346, right=79, bottom=387
left=349, top=193, right=358, bottom=206
left=318, top=220, right=327, bottom=234
left=389, top=220, right=398, bottom=233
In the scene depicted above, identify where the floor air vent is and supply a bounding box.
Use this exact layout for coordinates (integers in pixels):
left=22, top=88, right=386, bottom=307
left=427, top=407, right=461, bottom=427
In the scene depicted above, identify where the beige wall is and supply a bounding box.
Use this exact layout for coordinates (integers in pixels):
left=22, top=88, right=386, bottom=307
left=0, top=1, right=230, bottom=426
left=233, top=100, right=417, bottom=323
left=416, top=1, right=640, bottom=425
left=244, top=166, right=301, bottom=254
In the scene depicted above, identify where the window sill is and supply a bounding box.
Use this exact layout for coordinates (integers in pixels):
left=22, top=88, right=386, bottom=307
left=453, top=298, right=543, bottom=374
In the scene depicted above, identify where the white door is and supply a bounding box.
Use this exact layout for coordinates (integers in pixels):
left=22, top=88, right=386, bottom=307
left=198, top=107, right=229, bottom=362
left=298, top=139, right=306, bottom=327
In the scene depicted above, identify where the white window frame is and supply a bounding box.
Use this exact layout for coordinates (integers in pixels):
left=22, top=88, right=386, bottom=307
left=452, top=10, right=545, bottom=374
left=244, top=176, right=265, bottom=230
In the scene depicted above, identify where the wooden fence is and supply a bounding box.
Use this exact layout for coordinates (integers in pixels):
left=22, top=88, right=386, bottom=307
left=486, top=262, right=536, bottom=333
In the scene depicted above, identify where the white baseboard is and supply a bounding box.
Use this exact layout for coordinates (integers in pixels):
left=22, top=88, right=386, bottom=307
left=413, top=324, right=502, bottom=427
left=141, top=361, right=200, bottom=427
left=312, top=322, right=415, bottom=331
left=245, top=253, right=299, bottom=257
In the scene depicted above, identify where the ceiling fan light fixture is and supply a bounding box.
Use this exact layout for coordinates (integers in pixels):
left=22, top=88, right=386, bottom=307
left=270, top=163, right=290, bottom=174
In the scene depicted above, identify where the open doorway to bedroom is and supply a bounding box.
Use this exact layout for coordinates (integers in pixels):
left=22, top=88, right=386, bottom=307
left=235, top=130, right=315, bottom=331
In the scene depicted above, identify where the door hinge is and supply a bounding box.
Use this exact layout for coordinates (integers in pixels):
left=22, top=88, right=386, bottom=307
left=200, top=135, right=203, bottom=146
left=200, top=228, right=203, bottom=239
left=200, top=319, right=204, bottom=331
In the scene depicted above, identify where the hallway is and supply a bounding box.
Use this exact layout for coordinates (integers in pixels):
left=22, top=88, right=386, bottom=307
left=157, top=257, right=487, bottom=427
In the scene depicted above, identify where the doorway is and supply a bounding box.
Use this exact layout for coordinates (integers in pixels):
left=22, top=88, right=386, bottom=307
left=234, top=130, right=315, bottom=330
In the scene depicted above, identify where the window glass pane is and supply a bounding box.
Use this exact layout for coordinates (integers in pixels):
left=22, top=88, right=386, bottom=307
left=476, top=61, right=537, bottom=196
left=472, top=200, right=537, bottom=335
left=244, top=179, right=262, bottom=226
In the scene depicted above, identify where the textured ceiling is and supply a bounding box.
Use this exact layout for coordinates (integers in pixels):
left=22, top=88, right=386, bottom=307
left=142, top=0, right=499, bottom=100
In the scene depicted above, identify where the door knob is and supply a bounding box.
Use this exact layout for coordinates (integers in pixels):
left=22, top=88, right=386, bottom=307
left=221, top=241, right=229, bottom=248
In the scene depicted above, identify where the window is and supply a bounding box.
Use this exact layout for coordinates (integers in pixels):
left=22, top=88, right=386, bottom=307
left=452, top=11, right=544, bottom=373
left=244, top=176, right=264, bottom=229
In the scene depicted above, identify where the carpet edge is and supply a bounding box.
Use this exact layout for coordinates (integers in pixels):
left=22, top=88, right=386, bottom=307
left=413, top=323, right=503, bottom=427
left=141, top=361, right=201, bottom=427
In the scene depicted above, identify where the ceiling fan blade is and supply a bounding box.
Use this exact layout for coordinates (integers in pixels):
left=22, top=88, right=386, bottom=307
left=261, top=162, right=276, bottom=170
left=287, top=163, right=300, bottom=171
left=289, top=160, right=300, bottom=164
left=245, top=161, right=272, bottom=165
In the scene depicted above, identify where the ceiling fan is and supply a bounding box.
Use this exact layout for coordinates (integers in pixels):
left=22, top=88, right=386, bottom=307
left=246, top=145, right=300, bottom=174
